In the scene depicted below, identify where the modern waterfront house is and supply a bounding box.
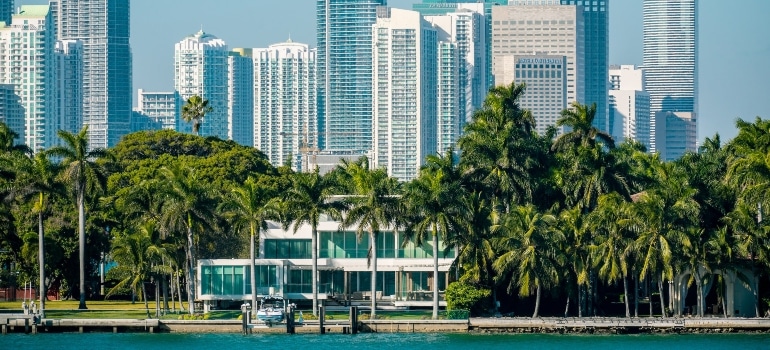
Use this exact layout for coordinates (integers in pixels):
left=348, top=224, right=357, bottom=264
left=197, top=216, right=455, bottom=311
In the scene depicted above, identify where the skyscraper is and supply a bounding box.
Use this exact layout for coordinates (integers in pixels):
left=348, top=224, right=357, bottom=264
left=643, top=0, right=697, bottom=153
left=0, top=5, right=56, bottom=152
left=317, top=0, right=386, bottom=154
left=609, top=65, right=650, bottom=149
left=253, top=40, right=317, bottom=171
left=228, top=48, right=254, bottom=147
left=561, top=0, right=609, bottom=133
left=174, top=30, right=229, bottom=138
left=51, top=0, right=132, bottom=148
left=54, top=40, right=83, bottom=137
left=0, top=0, right=12, bottom=25
left=492, top=4, right=584, bottom=134
left=373, top=8, right=437, bottom=181
left=424, top=3, right=487, bottom=148
left=413, top=0, right=507, bottom=89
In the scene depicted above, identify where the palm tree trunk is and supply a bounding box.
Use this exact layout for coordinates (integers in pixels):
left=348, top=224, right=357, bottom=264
left=370, top=230, right=377, bottom=319
left=186, top=220, right=196, bottom=314
left=432, top=228, right=439, bottom=320
left=634, top=275, right=639, bottom=317
left=623, top=274, right=630, bottom=318
left=311, top=227, right=319, bottom=317
left=695, top=273, right=703, bottom=317
left=564, top=295, right=570, bottom=317
left=142, top=281, right=150, bottom=318
left=578, top=284, right=583, bottom=318
left=250, top=225, right=257, bottom=316
left=658, top=278, right=666, bottom=318
left=533, top=285, right=541, bottom=318
left=38, top=204, right=45, bottom=318
left=753, top=275, right=760, bottom=317
left=78, top=191, right=87, bottom=310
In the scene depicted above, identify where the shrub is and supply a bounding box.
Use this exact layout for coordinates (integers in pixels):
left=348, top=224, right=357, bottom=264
left=445, top=281, right=491, bottom=317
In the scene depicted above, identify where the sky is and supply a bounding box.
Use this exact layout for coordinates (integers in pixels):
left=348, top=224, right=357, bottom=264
left=16, top=0, right=770, bottom=143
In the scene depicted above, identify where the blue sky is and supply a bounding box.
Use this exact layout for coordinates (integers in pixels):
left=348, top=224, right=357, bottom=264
left=17, top=0, right=770, bottom=143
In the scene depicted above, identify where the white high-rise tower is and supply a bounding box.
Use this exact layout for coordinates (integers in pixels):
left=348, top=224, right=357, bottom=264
left=253, top=40, right=317, bottom=171
left=174, top=30, right=229, bottom=138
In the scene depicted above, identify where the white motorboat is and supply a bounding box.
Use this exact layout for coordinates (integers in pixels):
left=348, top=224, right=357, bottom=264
left=256, top=296, right=285, bottom=325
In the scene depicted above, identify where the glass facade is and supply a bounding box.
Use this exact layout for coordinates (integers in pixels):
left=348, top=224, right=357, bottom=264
left=200, top=264, right=280, bottom=297
left=643, top=0, right=697, bottom=153
left=316, top=0, right=386, bottom=153
left=263, top=239, right=312, bottom=259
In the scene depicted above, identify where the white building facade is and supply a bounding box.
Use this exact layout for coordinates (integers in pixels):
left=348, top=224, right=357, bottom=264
left=253, top=40, right=317, bottom=172
left=506, top=55, right=568, bottom=135
left=0, top=5, right=56, bottom=152
left=174, top=30, right=229, bottom=138
left=609, top=65, right=650, bottom=149
left=135, top=89, right=178, bottom=131
left=425, top=5, right=486, bottom=153
left=54, top=39, right=83, bottom=138
left=373, top=8, right=437, bottom=181
left=228, top=48, right=254, bottom=148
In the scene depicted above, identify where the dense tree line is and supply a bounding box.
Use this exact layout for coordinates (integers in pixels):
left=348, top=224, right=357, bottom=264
left=1, top=84, right=769, bottom=320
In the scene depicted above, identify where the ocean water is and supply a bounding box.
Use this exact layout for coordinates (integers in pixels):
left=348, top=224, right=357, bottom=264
left=1, top=332, right=769, bottom=350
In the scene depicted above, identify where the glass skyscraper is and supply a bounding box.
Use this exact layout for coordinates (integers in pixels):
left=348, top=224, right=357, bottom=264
left=51, top=0, right=132, bottom=148
left=643, top=0, right=697, bottom=153
left=317, top=0, right=387, bottom=153
left=0, top=0, right=12, bottom=25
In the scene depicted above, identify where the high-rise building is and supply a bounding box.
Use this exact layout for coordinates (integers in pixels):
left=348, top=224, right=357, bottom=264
left=425, top=4, right=487, bottom=150
left=228, top=48, right=254, bottom=147
left=54, top=40, right=83, bottom=137
left=174, top=30, right=229, bottom=138
left=609, top=65, right=650, bottom=149
left=656, top=111, right=696, bottom=161
left=0, top=0, right=12, bottom=25
left=136, top=89, right=177, bottom=131
left=0, top=84, right=24, bottom=138
left=0, top=5, right=56, bottom=152
left=643, top=0, right=697, bottom=153
left=414, top=0, right=506, bottom=88
left=491, top=4, right=584, bottom=135
left=50, top=0, right=132, bottom=148
left=317, top=0, right=386, bottom=154
left=501, top=55, right=567, bottom=135
left=561, top=0, right=609, bottom=133
left=372, top=8, right=437, bottom=181
left=253, top=40, right=317, bottom=171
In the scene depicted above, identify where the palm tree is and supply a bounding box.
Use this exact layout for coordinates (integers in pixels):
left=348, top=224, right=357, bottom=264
left=552, top=101, right=615, bottom=152
left=159, top=164, right=218, bottom=314
left=340, top=158, right=401, bottom=318
left=181, top=95, right=213, bottom=136
left=9, top=152, right=62, bottom=317
left=220, top=176, right=278, bottom=313
left=493, top=205, right=564, bottom=318
left=47, top=126, right=110, bottom=309
left=557, top=206, right=591, bottom=317
left=588, top=193, right=634, bottom=317
left=403, top=149, right=464, bottom=319
left=281, top=169, right=344, bottom=316
left=107, top=220, right=170, bottom=318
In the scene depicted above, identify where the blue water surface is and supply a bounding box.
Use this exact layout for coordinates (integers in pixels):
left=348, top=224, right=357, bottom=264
left=1, top=332, right=769, bottom=350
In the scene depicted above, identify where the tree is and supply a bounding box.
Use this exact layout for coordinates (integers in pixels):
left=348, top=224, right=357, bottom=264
left=158, top=164, right=218, bottom=314
left=552, top=101, right=615, bottom=152
left=181, top=95, right=212, bottom=136
left=107, top=220, right=170, bottom=318
left=340, top=158, right=401, bottom=318
left=493, top=205, right=563, bottom=318
left=48, top=126, right=110, bottom=309
left=403, top=149, right=464, bottom=319
left=588, top=193, right=634, bottom=317
left=9, top=152, right=63, bottom=317
left=280, top=169, right=343, bottom=316
left=220, top=176, right=278, bottom=313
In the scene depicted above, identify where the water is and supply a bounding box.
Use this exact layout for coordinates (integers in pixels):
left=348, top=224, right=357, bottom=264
left=1, top=332, right=769, bottom=350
